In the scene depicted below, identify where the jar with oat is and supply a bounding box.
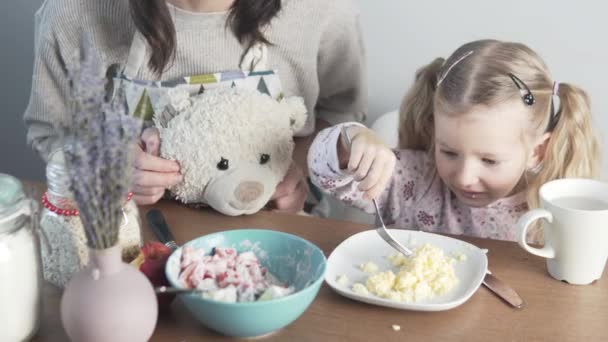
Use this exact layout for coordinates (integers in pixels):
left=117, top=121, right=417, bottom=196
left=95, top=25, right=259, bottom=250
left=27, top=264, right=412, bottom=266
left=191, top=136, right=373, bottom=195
left=39, top=149, right=143, bottom=288
left=0, top=174, right=42, bottom=342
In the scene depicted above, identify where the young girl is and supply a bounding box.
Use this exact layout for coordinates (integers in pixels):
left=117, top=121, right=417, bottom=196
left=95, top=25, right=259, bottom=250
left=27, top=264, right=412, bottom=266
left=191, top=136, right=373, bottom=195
left=24, top=0, right=366, bottom=210
left=308, top=39, right=600, bottom=243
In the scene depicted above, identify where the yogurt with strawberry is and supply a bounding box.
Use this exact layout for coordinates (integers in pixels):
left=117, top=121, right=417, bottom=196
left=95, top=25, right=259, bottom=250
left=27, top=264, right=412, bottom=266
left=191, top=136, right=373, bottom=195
left=178, top=246, right=293, bottom=302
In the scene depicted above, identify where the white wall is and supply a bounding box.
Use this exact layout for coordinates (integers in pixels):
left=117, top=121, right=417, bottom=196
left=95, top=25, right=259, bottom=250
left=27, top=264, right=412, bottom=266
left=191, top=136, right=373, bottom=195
left=1, top=1, right=607, bottom=182
left=356, top=0, right=608, bottom=178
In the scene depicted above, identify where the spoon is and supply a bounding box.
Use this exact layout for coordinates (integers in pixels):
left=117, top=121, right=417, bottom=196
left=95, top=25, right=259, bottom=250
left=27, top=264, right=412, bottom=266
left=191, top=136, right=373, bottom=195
left=154, top=285, right=203, bottom=295
left=340, top=126, right=413, bottom=257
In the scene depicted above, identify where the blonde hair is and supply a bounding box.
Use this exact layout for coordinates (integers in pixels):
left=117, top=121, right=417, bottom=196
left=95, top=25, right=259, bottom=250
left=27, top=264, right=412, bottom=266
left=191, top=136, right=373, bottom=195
left=399, top=39, right=601, bottom=242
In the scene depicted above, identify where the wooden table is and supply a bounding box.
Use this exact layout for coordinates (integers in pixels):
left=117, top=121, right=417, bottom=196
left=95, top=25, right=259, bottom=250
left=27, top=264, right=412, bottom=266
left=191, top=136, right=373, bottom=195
left=25, top=182, right=608, bottom=342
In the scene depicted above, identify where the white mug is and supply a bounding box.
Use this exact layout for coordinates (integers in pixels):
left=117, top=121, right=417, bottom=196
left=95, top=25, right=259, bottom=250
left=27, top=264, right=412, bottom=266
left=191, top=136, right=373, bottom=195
left=517, top=178, right=608, bottom=285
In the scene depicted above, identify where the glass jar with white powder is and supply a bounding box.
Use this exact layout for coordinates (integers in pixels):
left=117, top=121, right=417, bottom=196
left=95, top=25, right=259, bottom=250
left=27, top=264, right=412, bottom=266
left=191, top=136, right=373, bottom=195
left=0, top=173, right=42, bottom=342
left=39, top=149, right=143, bottom=288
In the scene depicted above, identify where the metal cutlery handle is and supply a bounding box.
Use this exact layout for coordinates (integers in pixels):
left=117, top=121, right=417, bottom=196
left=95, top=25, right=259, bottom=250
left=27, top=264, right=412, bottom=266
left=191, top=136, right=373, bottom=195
left=155, top=286, right=202, bottom=295
left=146, top=209, right=177, bottom=247
left=372, top=198, right=387, bottom=229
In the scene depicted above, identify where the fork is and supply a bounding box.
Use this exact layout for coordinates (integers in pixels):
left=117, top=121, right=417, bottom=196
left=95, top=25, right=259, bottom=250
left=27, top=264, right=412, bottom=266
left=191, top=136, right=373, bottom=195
left=340, top=126, right=413, bottom=257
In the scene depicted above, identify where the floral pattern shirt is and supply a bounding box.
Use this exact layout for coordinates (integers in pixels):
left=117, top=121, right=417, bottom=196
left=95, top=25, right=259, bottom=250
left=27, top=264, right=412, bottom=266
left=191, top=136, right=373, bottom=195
left=308, top=123, right=528, bottom=242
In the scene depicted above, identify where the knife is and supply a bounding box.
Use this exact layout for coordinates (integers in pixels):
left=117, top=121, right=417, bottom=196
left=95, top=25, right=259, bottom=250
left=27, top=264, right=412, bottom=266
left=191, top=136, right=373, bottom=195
left=146, top=209, right=179, bottom=250
left=483, top=272, right=524, bottom=309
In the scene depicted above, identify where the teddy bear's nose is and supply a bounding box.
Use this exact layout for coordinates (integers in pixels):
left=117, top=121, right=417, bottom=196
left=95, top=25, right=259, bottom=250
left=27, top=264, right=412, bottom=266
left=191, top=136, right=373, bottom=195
left=234, top=181, right=265, bottom=204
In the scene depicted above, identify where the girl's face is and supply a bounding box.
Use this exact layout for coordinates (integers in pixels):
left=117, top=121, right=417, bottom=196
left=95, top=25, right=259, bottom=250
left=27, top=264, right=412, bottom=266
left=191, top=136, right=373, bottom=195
left=434, top=99, right=541, bottom=207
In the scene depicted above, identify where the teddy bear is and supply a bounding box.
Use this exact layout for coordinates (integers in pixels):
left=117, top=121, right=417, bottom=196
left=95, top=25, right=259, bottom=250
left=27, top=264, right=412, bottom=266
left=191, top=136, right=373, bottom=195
left=154, top=87, right=307, bottom=216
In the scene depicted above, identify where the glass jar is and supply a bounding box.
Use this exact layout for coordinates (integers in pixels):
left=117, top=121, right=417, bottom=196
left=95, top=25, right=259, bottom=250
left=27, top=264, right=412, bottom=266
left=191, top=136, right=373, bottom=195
left=0, top=173, right=42, bottom=342
left=39, top=149, right=143, bottom=288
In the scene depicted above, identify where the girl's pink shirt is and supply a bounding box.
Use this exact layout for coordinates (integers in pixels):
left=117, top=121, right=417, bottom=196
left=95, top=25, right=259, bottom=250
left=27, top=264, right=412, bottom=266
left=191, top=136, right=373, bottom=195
left=308, top=124, right=528, bottom=241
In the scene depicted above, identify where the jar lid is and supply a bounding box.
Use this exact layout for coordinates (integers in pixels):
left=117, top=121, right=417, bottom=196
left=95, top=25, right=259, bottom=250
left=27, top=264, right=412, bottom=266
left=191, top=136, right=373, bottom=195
left=0, top=173, right=25, bottom=216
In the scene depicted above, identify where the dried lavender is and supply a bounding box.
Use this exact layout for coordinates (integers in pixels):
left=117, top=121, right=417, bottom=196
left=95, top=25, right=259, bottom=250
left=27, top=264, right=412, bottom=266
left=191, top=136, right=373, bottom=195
left=57, top=38, right=142, bottom=250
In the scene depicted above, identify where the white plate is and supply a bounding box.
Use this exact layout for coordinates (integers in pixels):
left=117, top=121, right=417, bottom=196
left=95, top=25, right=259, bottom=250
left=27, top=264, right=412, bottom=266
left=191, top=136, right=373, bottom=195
left=326, top=229, right=488, bottom=311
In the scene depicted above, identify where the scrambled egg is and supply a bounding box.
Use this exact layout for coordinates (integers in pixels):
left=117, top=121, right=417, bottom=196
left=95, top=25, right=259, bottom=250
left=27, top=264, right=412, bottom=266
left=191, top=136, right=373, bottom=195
left=359, top=262, right=379, bottom=274
left=361, top=244, right=459, bottom=302
left=336, top=274, right=349, bottom=286
left=452, top=252, right=468, bottom=261
left=352, top=283, right=369, bottom=295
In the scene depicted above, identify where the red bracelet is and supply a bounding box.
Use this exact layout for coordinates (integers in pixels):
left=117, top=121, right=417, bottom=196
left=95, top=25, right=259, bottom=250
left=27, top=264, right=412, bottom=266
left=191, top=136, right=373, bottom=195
left=41, top=192, right=134, bottom=216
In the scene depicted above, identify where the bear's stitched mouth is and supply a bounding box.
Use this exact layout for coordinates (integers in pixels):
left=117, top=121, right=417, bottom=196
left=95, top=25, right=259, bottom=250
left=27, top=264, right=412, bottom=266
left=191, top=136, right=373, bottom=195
left=228, top=200, right=257, bottom=211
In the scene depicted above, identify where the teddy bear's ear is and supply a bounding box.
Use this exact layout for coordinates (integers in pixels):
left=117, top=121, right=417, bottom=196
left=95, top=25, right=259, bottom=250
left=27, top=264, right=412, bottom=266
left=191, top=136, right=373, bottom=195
left=281, top=96, right=307, bottom=133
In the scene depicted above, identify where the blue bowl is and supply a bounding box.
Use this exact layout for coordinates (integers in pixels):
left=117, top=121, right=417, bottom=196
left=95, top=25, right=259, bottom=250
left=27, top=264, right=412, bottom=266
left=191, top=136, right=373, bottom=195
left=165, top=229, right=327, bottom=338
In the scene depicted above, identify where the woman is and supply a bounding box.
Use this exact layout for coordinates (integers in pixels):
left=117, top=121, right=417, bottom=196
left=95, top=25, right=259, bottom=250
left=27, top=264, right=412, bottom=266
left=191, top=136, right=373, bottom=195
left=24, top=0, right=366, bottom=212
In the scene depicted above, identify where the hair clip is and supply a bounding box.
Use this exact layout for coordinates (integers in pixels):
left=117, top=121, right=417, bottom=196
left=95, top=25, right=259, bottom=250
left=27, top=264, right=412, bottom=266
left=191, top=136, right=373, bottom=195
left=552, top=81, right=560, bottom=95
left=437, top=51, right=474, bottom=86
left=508, top=73, right=535, bottom=106
left=545, top=81, right=561, bottom=132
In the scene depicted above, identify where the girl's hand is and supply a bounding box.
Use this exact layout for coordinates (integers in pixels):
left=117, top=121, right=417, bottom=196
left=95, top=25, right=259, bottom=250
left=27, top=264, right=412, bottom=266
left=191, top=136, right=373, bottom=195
left=270, top=161, right=309, bottom=213
left=132, top=127, right=183, bottom=205
left=338, top=125, right=396, bottom=200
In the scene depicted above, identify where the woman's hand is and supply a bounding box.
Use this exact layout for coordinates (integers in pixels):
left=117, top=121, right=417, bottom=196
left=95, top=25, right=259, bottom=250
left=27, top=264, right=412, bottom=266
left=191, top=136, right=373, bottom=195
left=270, top=161, right=309, bottom=213
left=338, top=125, right=396, bottom=200
left=132, top=127, right=182, bottom=205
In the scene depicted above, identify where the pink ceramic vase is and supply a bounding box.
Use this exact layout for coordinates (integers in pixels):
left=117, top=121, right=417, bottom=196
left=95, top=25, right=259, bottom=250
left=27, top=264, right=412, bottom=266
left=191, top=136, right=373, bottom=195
left=60, top=245, right=158, bottom=341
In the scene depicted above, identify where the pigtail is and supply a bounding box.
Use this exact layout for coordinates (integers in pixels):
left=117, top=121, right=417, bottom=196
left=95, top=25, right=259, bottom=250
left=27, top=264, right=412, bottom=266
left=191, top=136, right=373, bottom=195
left=129, top=0, right=176, bottom=76
left=228, top=0, right=281, bottom=48
left=525, top=83, right=601, bottom=242
left=398, top=58, right=445, bottom=150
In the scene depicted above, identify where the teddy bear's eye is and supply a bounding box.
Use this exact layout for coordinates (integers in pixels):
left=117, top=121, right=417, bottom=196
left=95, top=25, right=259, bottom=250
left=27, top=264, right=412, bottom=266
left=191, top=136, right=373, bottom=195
left=260, top=154, right=270, bottom=165
left=217, top=157, right=229, bottom=170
